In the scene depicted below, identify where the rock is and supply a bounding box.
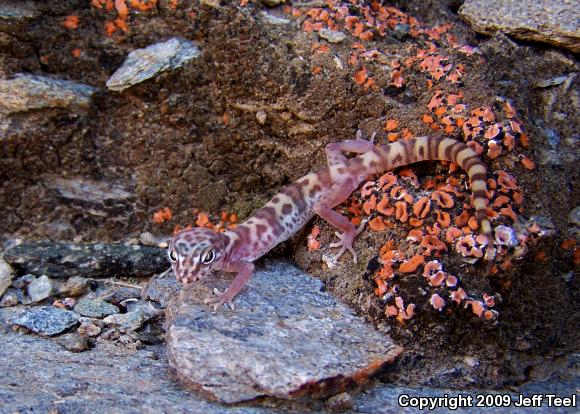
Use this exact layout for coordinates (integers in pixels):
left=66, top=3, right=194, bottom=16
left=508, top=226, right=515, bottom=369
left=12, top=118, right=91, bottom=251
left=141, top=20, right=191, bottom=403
left=52, top=276, right=89, bottom=297
left=165, top=261, right=403, bottom=403
left=103, top=301, right=162, bottom=332
left=318, top=28, right=346, bottom=44
left=0, top=259, right=13, bottom=297
left=459, top=0, right=580, bottom=53
left=0, top=1, right=39, bottom=34
left=142, top=273, right=181, bottom=308
left=3, top=241, right=168, bottom=279
left=11, top=306, right=79, bottom=336
left=26, top=275, right=53, bottom=303
left=74, top=299, right=120, bottom=318
left=106, top=38, right=201, bottom=92
left=43, top=175, right=136, bottom=217
left=259, top=11, right=290, bottom=26
left=57, top=332, right=90, bottom=353
left=0, top=74, right=96, bottom=115
left=139, top=231, right=164, bottom=247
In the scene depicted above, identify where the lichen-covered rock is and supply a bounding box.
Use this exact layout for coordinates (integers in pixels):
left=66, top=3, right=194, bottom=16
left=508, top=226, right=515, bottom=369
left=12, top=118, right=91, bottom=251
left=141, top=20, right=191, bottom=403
left=459, top=0, right=580, bottom=53
left=3, top=241, right=167, bottom=279
left=106, top=38, right=201, bottom=92
left=11, top=306, right=79, bottom=336
left=165, top=261, right=403, bottom=403
left=0, top=1, right=39, bottom=34
left=0, top=74, right=96, bottom=115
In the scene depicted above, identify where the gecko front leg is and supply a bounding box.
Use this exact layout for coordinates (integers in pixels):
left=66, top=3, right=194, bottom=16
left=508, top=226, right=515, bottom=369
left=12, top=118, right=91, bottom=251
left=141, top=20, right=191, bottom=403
left=205, top=260, right=255, bottom=310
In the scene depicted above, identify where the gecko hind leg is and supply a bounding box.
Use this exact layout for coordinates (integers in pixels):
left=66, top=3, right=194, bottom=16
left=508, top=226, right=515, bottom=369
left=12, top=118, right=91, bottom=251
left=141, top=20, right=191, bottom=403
left=325, top=130, right=376, bottom=165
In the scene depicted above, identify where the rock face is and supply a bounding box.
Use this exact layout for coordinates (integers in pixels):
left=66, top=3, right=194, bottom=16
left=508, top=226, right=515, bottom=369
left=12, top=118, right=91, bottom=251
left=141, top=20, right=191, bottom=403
left=0, top=74, right=96, bottom=115
left=166, top=261, right=403, bottom=404
left=106, top=37, right=201, bottom=91
left=459, top=0, right=580, bottom=53
left=3, top=241, right=168, bottom=279
left=11, top=306, right=79, bottom=336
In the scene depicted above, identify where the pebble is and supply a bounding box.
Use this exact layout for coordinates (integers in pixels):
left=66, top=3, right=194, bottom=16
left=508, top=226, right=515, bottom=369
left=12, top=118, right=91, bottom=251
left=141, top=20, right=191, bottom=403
left=103, top=301, right=162, bottom=332
left=53, top=276, right=89, bottom=297
left=318, top=28, right=346, bottom=44
left=11, top=306, right=79, bottom=336
left=12, top=274, right=35, bottom=289
left=27, top=275, right=53, bottom=303
left=0, top=288, right=20, bottom=307
left=78, top=322, right=102, bottom=337
left=106, top=38, right=201, bottom=92
left=57, top=333, right=90, bottom=353
left=74, top=299, right=120, bottom=318
left=0, top=259, right=13, bottom=297
left=325, top=392, right=355, bottom=412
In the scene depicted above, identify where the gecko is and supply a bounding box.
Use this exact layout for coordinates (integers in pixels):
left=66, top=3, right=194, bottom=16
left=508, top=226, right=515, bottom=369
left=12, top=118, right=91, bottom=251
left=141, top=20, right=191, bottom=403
left=168, top=131, right=494, bottom=309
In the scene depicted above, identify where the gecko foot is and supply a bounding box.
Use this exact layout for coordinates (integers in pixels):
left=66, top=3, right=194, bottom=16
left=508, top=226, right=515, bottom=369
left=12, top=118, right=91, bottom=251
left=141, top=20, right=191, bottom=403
left=329, top=220, right=367, bottom=264
left=204, top=288, right=235, bottom=310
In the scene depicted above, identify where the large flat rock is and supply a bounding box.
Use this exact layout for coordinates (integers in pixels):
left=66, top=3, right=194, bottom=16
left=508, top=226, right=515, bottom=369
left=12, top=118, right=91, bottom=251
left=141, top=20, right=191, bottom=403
left=459, top=0, right=580, bottom=53
left=166, top=261, right=403, bottom=404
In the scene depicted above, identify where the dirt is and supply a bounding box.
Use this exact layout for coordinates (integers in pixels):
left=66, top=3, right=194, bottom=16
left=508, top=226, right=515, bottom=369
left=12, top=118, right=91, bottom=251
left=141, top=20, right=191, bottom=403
left=1, top=0, right=578, bottom=392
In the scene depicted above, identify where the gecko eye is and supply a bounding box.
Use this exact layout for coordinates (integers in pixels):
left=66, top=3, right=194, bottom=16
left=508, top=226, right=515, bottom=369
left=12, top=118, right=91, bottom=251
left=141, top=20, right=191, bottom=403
left=201, top=249, right=215, bottom=264
left=168, top=249, right=178, bottom=262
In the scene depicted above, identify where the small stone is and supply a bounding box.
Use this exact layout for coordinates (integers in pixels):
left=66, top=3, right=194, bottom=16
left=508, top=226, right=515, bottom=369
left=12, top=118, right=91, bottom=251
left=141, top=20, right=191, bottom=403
left=103, top=301, right=161, bottom=331
left=74, top=299, right=119, bottom=318
left=0, top=288, right=20, bottom=307
left=199, top=0, right=220, bottom=7
left=141, top=275, right=180, bottom=308
left=99, top=286, right=142, bottom=307
left=0, top=259, right=13, bottom=297
left=392, top=23, right=410, bottom=39
left=260, top=11, right=290, bottom=26
left=463, top=356, right=479, bottom=367
left=256, top=110, right=267, bottom=125
left=53, top=276, right=89, bottom=297
left=325, top=392, right=355, bottom=412
left=27, top=275, right=53, bottom=303
left=106, top=38, right=201, bottom=92
left=11, top=306, right=79, bottom=336
left=139, top=231, right=162, bottom=247
left=57, top=333, right=90, bottom=353
left=319, top=28, right=346, bottom=44
left=78, top=322, right=102, bottom=337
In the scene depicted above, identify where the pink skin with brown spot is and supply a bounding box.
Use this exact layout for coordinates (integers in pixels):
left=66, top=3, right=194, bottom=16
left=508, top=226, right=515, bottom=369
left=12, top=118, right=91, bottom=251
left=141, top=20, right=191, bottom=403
left=168, top=130, right=495, bottom=309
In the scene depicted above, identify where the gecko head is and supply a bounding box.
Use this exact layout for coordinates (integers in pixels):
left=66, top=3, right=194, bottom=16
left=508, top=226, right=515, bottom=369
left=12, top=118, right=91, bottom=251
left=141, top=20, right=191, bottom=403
left=168, top=228, right=226, bottom=285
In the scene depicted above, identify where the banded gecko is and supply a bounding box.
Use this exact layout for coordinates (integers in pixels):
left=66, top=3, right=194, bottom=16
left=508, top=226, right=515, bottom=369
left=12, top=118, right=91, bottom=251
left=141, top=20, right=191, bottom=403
left=168, top=131, right=494, bottom=309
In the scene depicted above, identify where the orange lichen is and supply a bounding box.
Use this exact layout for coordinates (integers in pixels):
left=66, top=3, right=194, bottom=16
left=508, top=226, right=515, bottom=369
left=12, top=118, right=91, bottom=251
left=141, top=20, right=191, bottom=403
left=407, top=229, right=423, bottom=242
left=413, top=196, right=431, bottom=218
left=436, top=211, right=451, bottom=228
left=63, top=15, right=79, bottom=30
left=519, top=155, right=535, bottom=170
left=431, top=191, right=454, bottom=208
left=560, top=239, right=577, bottom=249
left=363, top=194, right=377, bottom=215
left=368, top=216, right=388, bottom=231
left=430, top=293, right=445, bottom=311
left=307, top=225, right=321, bottom=251
left=421, top=235, right=447, bottom=255
left=153, top=207, right=172, bottom=224
left=487, top=140, right=502, bottom=159
left=466, top=300, right=484, bottom=318
left=353, top=67, right=368, bottom=85
left=399, top=255, right=425, bottom=273
left=195, top=212, right=210, bottom=227
left=394, top=201, right=409, bottom=223
left=445, top=227, right=462, bottom=243
left=451, top=287, right=468, bottom=304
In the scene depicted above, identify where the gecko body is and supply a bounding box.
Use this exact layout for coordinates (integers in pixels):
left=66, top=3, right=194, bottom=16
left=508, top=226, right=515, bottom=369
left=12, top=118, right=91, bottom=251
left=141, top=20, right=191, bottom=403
left=168, top=132, right=494, bottom=309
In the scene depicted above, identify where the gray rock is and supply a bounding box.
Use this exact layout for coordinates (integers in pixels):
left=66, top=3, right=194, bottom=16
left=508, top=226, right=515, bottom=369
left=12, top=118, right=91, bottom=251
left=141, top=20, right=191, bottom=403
left=459, top=0, right=580, bottom=53
left=0, top=259, right=13, bottom=297
left=11, top=306, right=79, bottom=336
left=103, top=301, right=162, bottom=331
left=165, top=261, right=403, bottom=403
left=319, top=28, right=346, bottom=44
left=259, top=11, right=291, bottom=26
left=106, top=38, right=201, bottom=92
left=74, top=299, right=120, bottom=318
left=139, top=231, right=164, bottom=247
left=0, top=74, right=96, bottom=115
left=57, top=332, right=90, bottom=353
left=100, top=286, right=142, bottom=307
left=3, top=241, right=167, bottom=279
left=26, top=275, right=53, bottom=303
